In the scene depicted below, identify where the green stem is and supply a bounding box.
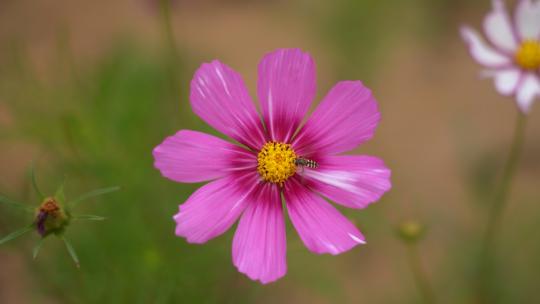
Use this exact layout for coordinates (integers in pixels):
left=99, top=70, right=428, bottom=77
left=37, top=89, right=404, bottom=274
left=477, top=111, right=527, bottom=303
left=406, top=243, right=436, bottom=304
left=159, top=0, right=180, bottom=99
left=159, top=0, right=177, bottom=57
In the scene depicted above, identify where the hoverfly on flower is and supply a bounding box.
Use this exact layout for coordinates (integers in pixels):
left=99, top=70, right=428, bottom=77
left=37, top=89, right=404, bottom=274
left=294, top=157, right=319, bottom=169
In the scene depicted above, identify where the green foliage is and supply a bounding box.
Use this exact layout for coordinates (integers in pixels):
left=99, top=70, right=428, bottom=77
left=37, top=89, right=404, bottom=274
left=0, top=195, right=34, bottom=213
left=2, top=42, right=247, bottom=303
left=68, top=186, right=121, bottom=209
left=61, top=235, right=80, bottom=268
left=33, top=237, right=46, bottom=259
left=71, top=214, right=107, bottom=221
left=0, top=224, right=34, bottom=245
left=30, top=164, right=45, bottom=201
left=0, top=176, right=119, bottom=267
left=319, top=0, right=396, bottom=78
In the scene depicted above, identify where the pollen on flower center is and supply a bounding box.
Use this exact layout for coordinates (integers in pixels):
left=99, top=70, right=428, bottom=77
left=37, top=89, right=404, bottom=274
left=257, top=141, right=297, bottom=185
left=515, top=40, right=540, bottom=70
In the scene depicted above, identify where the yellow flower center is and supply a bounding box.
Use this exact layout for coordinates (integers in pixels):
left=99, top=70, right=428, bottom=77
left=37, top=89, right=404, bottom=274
left=257, top=141, right=297, bottom=186
left=515, top=40, right=540, bottom=70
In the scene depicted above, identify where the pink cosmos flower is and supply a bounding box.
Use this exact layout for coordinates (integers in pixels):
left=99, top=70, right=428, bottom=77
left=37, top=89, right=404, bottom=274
left=153, top=48, right=391, bottom=283
left=461, top=0, right=540, bottom=113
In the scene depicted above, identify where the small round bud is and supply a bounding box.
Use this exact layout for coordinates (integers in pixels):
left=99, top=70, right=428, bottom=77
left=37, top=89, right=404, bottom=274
left=396, top=220, right=426, bottom=244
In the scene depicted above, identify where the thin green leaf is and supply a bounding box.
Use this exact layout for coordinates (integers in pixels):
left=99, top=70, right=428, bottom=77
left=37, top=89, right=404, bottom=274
left=67, top=186, right=120, bottom=208
left=61, top=235, right=80, bottom=268
left=72, top=214, right=106, bottom=221
left=55, top=178, right=66, bottom=205
left=32, top=237, right=46, bottom=259
left=0, top=194, right=34, bottom=213
left=0, top=224, right=34, bottom=245
left=29, top=163, right=44, bottom=200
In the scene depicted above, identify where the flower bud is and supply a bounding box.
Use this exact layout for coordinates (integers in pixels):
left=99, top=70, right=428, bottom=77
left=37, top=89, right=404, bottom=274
left=35, top=197, right=70, bottom=237
left=396, top=220, right=426, bottom=244
left=1, top=165, right=119, bottom=267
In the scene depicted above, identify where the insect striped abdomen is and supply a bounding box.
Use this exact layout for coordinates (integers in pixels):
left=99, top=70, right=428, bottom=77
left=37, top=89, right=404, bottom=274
left=294, top=157, right=319, bottom=169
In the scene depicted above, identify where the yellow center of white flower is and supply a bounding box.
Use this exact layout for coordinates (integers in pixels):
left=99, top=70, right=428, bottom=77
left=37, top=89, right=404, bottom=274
left=257, top=141, right=297, bottom=186
left=515, top=40, right=540, bottom=70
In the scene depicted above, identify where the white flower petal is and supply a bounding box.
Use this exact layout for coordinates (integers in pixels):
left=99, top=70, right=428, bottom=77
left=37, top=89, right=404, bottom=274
left=491, top=68, right=522, bottom=96
left=484, top=0, right=518, bottom=52
left=461, top=26, right=511, bottom=67
left=515, top=0, right=540, bottom=40
left=516, top=73, right=540, bottom=113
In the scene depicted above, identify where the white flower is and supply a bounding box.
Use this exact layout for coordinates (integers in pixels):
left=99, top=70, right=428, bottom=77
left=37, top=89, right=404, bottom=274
left=461, top=0, right=540, bottom=113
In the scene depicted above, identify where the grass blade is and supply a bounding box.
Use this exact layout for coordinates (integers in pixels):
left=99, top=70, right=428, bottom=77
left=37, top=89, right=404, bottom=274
left=68, top=186, right=120, bottom=208
left=0, top=194, right=34, bottom=213
left=72, top=214, right=106, bottom=221
left=0, top=224, right=34, bottom=245
left=61, top=235, right=80, bottom=268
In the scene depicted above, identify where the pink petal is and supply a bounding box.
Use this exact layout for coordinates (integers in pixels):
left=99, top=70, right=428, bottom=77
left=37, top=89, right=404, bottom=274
left=301, top=155, right=391, bottom=209
left=232, top=183, right=286, bottom=284
left=460, top=26, right=512, bottom=67
left=285, top=178, right=365, bottom=255
left=515, top=0, right=540, bottom=40
left=153, top=130, right=256, bottom=183
left=174, top=173, right=259, bottom=244
left=190, top=60, right=267, bottom=150
left=516, top=73, right=540, bottom=113
left=257, top=49, right=316, bottom=143
left=292, top=81, right=380, bottom=156
left=483, top=0, right=518, bottom=53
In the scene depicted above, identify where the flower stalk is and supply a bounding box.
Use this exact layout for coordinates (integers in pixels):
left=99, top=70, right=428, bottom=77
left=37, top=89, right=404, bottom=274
left=397, top=221, right=436, bottom=304
left=158, top=0, right=181, bottom=101
left=477, top=111, right=527, bottom=303
left=406, top=243, right=436, bottom=304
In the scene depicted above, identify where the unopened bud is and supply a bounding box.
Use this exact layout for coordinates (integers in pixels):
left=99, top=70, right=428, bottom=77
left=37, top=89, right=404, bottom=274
left=34, top=197, right=70, bottom=237
left=396, top=220, right=426, bottom=244
left=1, top=165, right=119, bottom=267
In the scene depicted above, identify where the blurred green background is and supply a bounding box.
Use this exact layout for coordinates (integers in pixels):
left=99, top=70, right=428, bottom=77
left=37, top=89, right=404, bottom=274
left=1, top=0, right=539, bottom=303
